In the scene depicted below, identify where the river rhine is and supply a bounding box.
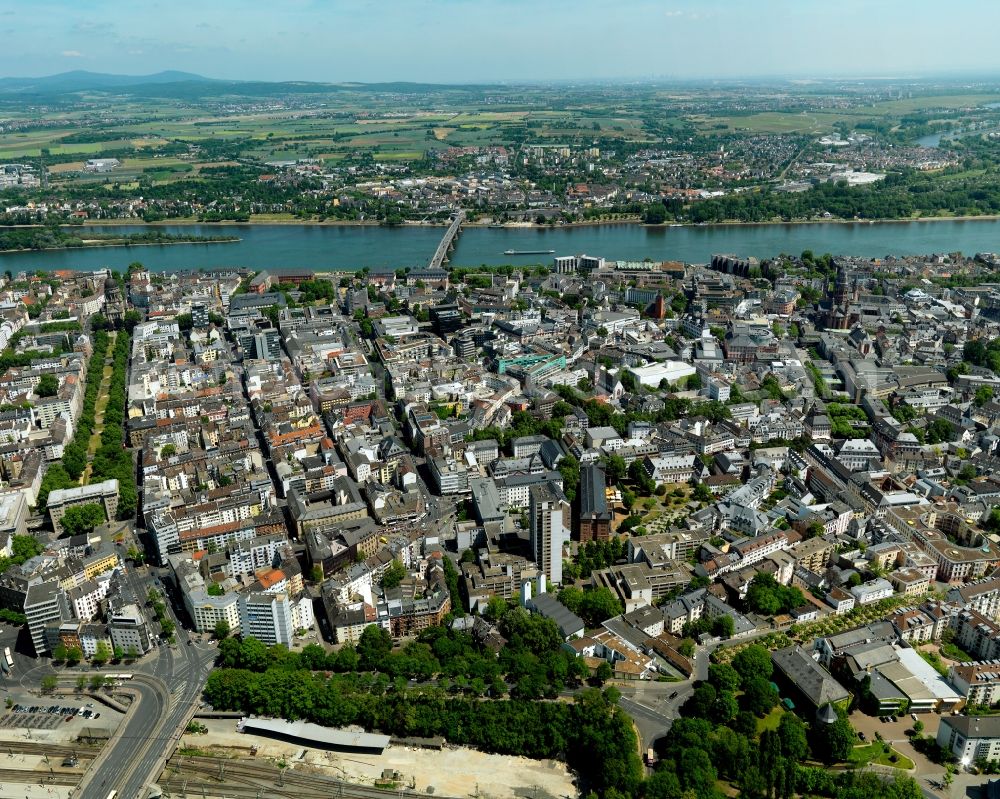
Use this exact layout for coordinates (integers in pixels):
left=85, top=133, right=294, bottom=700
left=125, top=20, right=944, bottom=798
left=2, top=219, right=1000, bottom=273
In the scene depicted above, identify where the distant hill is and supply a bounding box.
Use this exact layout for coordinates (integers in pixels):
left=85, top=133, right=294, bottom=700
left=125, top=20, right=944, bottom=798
left=0, top=70, right=212, bottom=93
left=0, top=70, right=489, bottom=99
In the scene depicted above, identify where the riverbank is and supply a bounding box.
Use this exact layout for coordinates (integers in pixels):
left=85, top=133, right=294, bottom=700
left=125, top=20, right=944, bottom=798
left=0, top=237, right=240, bottom=255
left=48, top=212, right=1000, bottom=231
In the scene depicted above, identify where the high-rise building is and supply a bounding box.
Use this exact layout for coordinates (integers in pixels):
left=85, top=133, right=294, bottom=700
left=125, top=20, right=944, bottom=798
left=453, top=335, right=475, bottom=359
left=24, top=580, right=70, bottom=656
left=253, top=328, right=282, bottom=361
left=529, top=483, right=570, bottom=585
left=238, top=591, right=293, bottom=645
left=191, top=302, right=209, bottom=328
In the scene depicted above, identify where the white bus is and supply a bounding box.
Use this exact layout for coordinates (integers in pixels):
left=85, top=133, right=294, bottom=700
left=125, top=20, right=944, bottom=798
left=2, top=647, right=12, bottom=670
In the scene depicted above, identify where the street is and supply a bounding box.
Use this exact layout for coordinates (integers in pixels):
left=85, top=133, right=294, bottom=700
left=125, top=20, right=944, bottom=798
left=74, top=633, right=216, bottom=799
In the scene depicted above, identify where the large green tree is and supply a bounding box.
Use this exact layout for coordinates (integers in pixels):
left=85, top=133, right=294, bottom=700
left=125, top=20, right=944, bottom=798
left=732, top=644, right=773, bottom=683
left=357, top=624, right=393, bottom=671
left=742, top=675, right=779, bottom=716
left=810, top=713, right=856, bottom=764
left=58, top=503, right=106, bottom=537
left=381, top=559, right=407, bottom=589
left=35, top=373, right=58, bottom=397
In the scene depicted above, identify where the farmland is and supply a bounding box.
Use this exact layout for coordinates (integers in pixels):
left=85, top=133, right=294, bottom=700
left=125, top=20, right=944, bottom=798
left=3, top=76, right=1000, bottom=227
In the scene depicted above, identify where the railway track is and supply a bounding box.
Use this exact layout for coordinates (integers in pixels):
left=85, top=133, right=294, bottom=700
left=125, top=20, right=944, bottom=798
left=162, top=754, right=443, bottom=799
left=0, top=740, right=97, bottom=759
left=0, top=766, right=79, bottom=786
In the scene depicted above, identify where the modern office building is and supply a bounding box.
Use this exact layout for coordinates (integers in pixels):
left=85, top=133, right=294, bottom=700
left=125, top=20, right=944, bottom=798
left=430, top=303, right=464, bottom=337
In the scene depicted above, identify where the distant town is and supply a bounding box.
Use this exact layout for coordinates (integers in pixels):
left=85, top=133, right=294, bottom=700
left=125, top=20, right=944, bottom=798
left=4, top=77, right=1000, bottom=242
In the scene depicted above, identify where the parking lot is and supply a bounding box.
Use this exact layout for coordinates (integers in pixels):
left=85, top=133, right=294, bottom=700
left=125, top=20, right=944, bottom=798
left=0, top=703, right=102, bottom=730
left=850, top=709, right=941, bottom=745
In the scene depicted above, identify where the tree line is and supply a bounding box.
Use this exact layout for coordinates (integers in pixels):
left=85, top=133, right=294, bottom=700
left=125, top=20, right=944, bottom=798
left=205, top=668, right=640, bottom=799
left=0, top=224, right=238, bottom=252
left=644, top=168, right=1000, bottom=224
left=207, top=614, right=643, bottom=798
left=217, top=608, right=590, bottom=700
left=37, top=329, right=137, bottom=518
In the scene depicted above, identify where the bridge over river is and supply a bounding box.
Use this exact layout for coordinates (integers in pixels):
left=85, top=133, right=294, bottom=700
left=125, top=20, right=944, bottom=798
left=427, top=210, right=465, bottom=268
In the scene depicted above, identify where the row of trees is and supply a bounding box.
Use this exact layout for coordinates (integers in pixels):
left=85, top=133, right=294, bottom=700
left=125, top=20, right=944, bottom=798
left=561, top=537, right=626, bottom=581
left=0, top=224, right=238, bottom=252
left=217, top=607, right=588, bottom=699
left=205, top=667, right=640, bottom=798
left=50, top=326, right=138, bottom=520
left=37, top=329, right=113, bottom=509
left=89, top=330, right=138, bottom=519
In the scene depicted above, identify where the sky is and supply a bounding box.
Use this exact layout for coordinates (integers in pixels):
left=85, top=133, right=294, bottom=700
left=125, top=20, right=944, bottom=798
left=1, top=0, right=999, bottom=83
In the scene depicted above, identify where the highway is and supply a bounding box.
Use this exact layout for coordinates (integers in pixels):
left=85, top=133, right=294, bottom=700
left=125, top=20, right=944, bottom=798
left=66, top=554, right=216, bottom=799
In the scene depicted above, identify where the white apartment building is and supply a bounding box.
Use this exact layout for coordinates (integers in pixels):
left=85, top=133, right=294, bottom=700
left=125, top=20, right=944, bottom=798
left=187, top=589, right=241, bottom=635
left=238, top=592, right=294, bottom=646
left=67, top=579, right=109, bottom=622
left=937, top=715, right=1000, bottom=766
left=109, top=604, right=155, bottom=656
left=851, top=578, right=895, bottom=605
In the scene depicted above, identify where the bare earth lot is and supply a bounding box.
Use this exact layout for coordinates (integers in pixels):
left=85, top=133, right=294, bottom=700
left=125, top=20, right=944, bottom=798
left=186, top=719, right=577, bottom=799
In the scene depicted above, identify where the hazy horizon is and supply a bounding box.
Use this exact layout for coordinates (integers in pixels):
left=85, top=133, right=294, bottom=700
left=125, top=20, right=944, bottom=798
left=2, top=0, right=1000, bottom=85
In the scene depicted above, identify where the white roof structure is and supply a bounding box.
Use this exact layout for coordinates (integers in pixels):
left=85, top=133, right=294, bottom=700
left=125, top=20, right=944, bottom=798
left=627, top=361, right=696, bottom=388
left=238, top=717, right=390, bottom=753
left=894, top=645, right=963, bottom=702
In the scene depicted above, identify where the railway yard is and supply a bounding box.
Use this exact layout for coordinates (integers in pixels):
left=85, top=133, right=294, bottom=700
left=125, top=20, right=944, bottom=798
left=0, top=710, right=573, bottom=799
left=165, top=719, right=575, bottom=799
